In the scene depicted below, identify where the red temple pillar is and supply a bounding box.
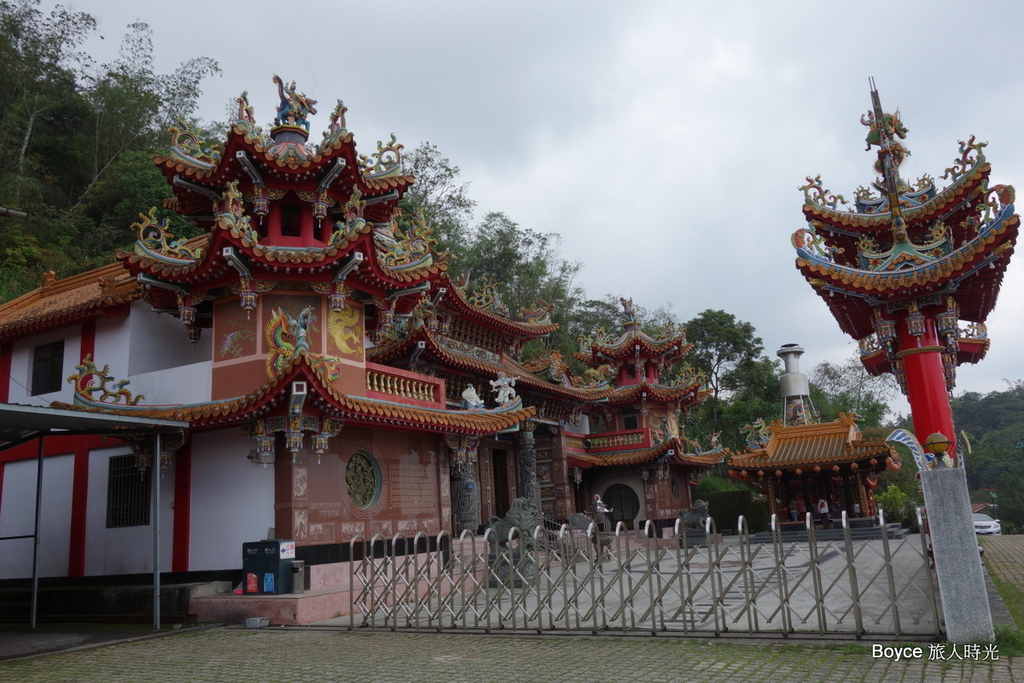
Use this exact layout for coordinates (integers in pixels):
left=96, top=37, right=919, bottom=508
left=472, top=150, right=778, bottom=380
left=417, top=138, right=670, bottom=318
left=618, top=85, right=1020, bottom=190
left=897, top=314, right=956, bottom=459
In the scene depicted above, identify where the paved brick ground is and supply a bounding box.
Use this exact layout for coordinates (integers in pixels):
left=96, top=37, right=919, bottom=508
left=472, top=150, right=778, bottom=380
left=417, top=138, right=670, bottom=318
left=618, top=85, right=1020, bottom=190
left=984, top=535, right=1024, bottom=594
left=3, top=536, right=1024, bottom=682
left=0, top=626, right=1021, bottom=682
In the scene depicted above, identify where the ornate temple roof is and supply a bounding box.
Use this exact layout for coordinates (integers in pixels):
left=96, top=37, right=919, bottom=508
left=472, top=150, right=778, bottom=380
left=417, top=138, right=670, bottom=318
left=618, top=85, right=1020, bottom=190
left=0, top=263, right=142, bottom=342
left=727, top=413, right=897, bottom=473
left=57, top=353, right=533, bottom=436
left=436, top=273, right=560, bottom=338
left=153, top=92, right=413, bottom=226
left=368, top=324, right=612, bottom=404
left=602, top=376, right=710, bottom=407
left=123, top=80, right=449, bottom=313
left=574, top=298, right=691, bottom=367
left=792, top=91, right=1019, bottom=345
left=566, top=434, right=725, bottom=469
left=117, top=201, right=447, bottom=296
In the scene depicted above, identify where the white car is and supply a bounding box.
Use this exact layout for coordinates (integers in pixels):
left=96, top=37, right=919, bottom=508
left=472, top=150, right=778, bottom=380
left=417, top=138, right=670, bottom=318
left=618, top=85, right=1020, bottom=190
left=973, top=513, right=1002, bottom=535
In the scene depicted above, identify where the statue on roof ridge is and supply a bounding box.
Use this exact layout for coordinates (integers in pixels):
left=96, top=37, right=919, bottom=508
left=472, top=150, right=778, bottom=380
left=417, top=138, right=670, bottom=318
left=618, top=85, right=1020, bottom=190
left=861, top=108, right=907, bottom=152
left=273, top=74, right=318, bottom=131
left=490, top=372, right=517, bottom=407
left=619, top=297, right=637, bottom=324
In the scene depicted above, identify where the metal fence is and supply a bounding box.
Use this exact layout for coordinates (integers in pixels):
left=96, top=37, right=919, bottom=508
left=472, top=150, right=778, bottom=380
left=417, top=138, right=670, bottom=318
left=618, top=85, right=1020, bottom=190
left=344, top=512, right=941, bottom=638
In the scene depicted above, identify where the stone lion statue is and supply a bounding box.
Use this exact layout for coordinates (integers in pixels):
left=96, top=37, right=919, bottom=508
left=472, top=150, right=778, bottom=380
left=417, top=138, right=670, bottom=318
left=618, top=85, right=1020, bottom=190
left=486, top=497, right=539, bottom=551
left=680, top=499, right=710, bottom=532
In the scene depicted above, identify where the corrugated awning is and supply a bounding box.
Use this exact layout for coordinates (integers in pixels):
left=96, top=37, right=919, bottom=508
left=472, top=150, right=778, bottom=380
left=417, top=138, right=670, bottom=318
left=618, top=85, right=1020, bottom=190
left=0, top=403, right=188, bottom=451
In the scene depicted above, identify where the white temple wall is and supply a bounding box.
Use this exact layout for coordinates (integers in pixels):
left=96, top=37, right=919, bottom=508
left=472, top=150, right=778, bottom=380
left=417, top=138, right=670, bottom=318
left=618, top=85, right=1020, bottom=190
left=93, top=316, right=131, bottom=377
left=126, top=300, right=212, bottom=377
left=0, top=453, right=74, bottom=578
left=6, top=326, right=81, bottom=406
left=128, top=361, right=212, bottom=406
left=189, top=429, right=275, bottom=571
left=84, top=446, right=175, bottom=576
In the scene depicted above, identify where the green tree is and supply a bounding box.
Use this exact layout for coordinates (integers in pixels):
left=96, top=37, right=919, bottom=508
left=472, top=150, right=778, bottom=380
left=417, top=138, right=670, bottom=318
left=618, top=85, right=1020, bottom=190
left=400, top=141, right=476, bottom=252
left=0, top=0, right=96, bottom=204
left=682, top=310, right=776, bottom=448
left=809, top=353, right=896, bottom=427
left=0, top=2, right=220, bottom=296
left=951, top=382, right=1024, bottom=495
left=685, top=310, right=764, bottom=402
left=875, top=484, right=915, bottom=526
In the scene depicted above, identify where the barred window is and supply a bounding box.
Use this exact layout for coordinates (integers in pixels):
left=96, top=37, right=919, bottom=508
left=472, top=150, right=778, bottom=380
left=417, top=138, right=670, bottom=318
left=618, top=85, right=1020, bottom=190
left=106, top=454, right=151, bottom=528
left=31, top=341, right=64, bottom=395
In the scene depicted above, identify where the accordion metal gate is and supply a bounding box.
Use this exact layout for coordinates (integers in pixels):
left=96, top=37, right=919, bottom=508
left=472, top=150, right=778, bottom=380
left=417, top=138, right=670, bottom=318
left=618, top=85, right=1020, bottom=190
left=344, top=512, right=941, bottom=638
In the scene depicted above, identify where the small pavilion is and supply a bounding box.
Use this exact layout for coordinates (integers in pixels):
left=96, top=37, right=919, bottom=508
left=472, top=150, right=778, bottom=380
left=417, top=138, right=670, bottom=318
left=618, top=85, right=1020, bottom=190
left=726, top=344, right=899, bottom=523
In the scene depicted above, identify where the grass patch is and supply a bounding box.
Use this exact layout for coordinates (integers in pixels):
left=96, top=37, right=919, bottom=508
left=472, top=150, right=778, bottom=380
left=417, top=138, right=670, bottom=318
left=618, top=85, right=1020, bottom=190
left=979, top=540, right=1024, bottom=657
left=825, top=642, right=871, bottom=655
left=987, top=570, right=1024, bottom=627
left=995, top=625, right=1024, bottom=658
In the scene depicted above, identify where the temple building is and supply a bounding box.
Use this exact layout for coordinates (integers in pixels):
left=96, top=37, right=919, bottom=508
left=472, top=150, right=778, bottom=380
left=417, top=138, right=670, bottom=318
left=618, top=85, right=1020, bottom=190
left=0, top=78, right=721, bottom=584
left=563, top=300, right=720, bottom=530
left=727, top=344, right=898, bottom=522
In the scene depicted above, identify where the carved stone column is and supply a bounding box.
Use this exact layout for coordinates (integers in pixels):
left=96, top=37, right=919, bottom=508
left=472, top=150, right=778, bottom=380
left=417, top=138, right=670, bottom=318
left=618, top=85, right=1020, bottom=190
left=517, top=421, right=541, bottom=522
left=451, top=466, right=481, bottom=534
left=445, top=434, right=482, bottom=534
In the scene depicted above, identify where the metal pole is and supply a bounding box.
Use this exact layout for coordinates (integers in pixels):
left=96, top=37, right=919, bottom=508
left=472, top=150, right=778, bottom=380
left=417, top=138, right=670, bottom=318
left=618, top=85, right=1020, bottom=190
left=152, top=433, right=161, bottom=631
left=30, top=435, right=45, bottom=628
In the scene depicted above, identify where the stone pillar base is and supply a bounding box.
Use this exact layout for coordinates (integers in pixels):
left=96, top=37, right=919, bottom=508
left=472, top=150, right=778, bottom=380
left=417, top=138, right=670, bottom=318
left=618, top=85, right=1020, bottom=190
left=920, top=466, right=994, bottom=643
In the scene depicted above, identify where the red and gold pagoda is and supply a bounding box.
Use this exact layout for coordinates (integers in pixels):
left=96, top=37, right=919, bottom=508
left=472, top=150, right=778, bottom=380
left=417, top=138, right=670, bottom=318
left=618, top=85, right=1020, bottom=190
left=564, top=299, right=719, bottom=527
left=793, top=85, right=1019, bottom=457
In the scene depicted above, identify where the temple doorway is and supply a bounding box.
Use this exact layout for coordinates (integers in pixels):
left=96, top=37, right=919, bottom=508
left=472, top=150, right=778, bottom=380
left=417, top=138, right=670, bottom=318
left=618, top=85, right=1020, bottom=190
left=603, top=483, right=640, bottom=530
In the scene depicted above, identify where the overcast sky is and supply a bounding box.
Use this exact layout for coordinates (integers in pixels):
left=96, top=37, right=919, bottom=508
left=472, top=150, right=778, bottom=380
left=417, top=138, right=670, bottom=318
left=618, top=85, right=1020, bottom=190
left=70, top=0, right=1024, bottom=417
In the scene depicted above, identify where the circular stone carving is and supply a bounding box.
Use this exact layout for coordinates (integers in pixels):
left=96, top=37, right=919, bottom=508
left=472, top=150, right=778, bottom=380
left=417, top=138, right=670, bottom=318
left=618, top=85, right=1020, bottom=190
left=345, top=451, right=380, bottom=509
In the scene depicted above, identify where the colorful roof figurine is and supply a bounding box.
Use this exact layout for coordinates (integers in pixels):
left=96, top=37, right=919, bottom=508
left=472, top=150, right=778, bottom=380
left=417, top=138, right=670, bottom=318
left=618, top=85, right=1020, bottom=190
left=792, top=83, right=1019, bottom=390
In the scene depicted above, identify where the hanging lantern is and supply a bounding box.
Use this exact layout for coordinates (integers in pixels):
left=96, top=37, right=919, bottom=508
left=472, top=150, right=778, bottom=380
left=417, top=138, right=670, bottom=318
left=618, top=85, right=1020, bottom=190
left=251, top=187, right=269, bottom=219
left=873, top=316, right=897, bottom=343
left=231, top=278, right=274, bottom=318
left=311, top=418, right=344, bottom=465
left=177, top=292, right=197, bottom=325
left=935, top=309, right=958, bottom=336
left=905, top=303, right=926, bottom=338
